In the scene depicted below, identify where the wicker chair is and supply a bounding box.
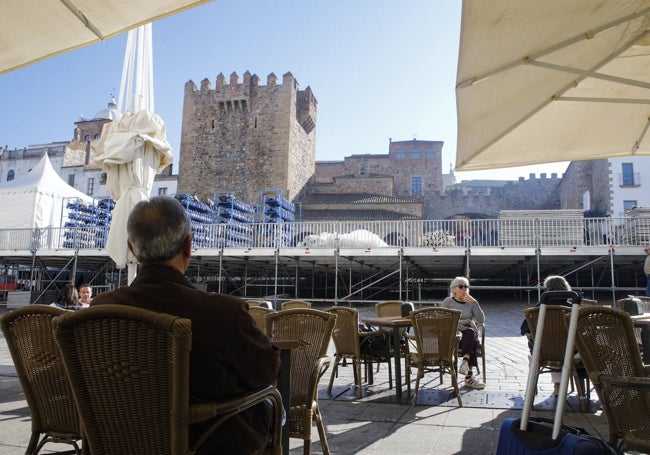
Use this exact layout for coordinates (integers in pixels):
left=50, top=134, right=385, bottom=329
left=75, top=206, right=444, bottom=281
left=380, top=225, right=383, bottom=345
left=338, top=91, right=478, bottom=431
left=524, top=305, right=589, bottom=410
left=249, top=306, right=275, bottom=334
left=375, top=300, right=404, bottom=318
left=0, top=305, right=84, bottom=455
left=281, top=300, right=312, bottom=310
left=51, top=304, right=283, bottom=455
left=405, top=307, right=463, bottom=407
left=570, top=306, right=650, bottom=453
left=325, top=306, right=392, bottom=398
left=265, top=308, right=336, bottom=455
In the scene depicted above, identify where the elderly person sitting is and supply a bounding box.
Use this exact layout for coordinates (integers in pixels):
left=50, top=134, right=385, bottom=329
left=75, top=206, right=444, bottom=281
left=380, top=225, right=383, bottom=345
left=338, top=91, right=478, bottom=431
left=441, top=276, right=486, bottom=389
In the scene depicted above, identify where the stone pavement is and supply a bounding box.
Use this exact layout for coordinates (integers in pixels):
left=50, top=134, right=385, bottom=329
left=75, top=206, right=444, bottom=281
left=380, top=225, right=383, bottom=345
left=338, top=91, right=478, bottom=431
left=0, top=299, right=618, bottom=454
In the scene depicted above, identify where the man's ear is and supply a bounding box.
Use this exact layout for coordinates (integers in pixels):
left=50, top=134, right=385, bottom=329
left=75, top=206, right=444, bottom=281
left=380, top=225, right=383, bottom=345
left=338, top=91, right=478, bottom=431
left=182, top=234, right=192, bottom=257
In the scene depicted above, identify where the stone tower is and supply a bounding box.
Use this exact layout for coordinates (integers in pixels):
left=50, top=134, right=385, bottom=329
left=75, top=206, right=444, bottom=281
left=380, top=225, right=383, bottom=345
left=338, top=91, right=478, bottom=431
left=178, top=71, right=317, bottom=204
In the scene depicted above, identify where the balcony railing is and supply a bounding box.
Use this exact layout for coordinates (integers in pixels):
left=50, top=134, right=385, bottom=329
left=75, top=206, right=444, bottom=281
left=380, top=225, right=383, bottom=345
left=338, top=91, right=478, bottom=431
left=2, top=216, right=649, bottom=252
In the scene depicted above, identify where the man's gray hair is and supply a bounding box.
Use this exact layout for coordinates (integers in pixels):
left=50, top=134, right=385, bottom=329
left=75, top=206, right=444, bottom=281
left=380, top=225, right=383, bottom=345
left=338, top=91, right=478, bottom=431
left=127, top=196, right=192, bottom=263
left=543, top=275, right=571, bottom=291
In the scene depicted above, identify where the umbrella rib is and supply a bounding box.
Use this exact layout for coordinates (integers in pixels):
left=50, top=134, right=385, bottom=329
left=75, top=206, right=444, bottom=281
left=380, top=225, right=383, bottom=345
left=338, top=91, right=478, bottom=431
left=632, top=120, right=650, bottom=155
left=457, top=6, right=650, bottom=89
left=58, top=0, right=105, bottom=40
left=526, top=53, right=650, bottom=90
left=558, top=96, right=650, bottom=105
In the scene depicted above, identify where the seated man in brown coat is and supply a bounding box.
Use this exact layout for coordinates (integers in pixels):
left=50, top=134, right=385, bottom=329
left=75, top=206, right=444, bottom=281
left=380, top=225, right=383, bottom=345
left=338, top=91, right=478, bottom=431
left=91, top=196, right=280, bottom=454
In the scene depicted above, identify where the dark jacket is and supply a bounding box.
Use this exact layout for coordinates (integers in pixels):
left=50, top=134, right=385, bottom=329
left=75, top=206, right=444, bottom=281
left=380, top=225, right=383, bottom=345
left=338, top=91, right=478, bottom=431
left=91, top=263, right=280, bottom=454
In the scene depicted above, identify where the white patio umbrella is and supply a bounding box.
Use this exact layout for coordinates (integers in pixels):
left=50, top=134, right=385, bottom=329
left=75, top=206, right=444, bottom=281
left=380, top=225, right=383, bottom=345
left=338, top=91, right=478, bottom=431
left=0, top=0, right=212, bottom=76
left=93, top=24, right=173, bottom=282
left=455, top=0, right=650, bottom=171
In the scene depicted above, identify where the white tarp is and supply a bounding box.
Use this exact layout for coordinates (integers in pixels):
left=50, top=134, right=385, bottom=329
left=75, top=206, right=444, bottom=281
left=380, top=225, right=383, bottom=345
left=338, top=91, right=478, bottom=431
left=0, top=0, right=212, bottom=76
left=300, top=230, right=389, bottom=248
left=456, top=0, right=650, bottom=171
left=0, top=153, right=92, bottom=230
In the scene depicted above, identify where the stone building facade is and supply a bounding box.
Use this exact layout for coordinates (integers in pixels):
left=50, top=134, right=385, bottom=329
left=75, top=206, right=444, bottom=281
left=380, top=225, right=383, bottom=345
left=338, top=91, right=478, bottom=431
left=178, top=71, right=317, bottom=204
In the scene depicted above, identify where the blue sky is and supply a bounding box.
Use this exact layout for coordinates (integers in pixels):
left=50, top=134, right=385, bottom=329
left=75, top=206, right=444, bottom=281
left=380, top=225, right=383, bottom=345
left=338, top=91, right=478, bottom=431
left=0, top=0, right=568, bottom=182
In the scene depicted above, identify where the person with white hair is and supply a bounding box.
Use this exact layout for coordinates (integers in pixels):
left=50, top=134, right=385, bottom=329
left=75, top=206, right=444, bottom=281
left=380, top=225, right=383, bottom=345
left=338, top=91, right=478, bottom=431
left=441, top=276, right=486, bottom=389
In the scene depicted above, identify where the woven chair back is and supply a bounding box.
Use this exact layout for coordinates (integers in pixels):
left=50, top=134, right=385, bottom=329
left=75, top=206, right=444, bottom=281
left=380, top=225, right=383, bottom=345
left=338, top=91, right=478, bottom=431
left=249, top=306, right=275, bottom=334
left=281, top=300, right=312, bottom=310
left=0, top=305, right=82, bottom=454
left=266, top=309, right=335, bottom=402
left=375, top=301, right=403, bottom=318
left=571, top=306, right=649, bottom=450
left=327, top=307, right=361, bottom=357
left=411, top=307, right=461, bottom=365
left=52, top=304, right=192, bottom=455
left=524, top=305, right=572, bottom=368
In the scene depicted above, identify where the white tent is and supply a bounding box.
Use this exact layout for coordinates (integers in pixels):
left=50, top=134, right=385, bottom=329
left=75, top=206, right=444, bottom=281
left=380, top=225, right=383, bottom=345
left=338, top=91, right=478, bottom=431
left=0, top=153, right=92, bottom=230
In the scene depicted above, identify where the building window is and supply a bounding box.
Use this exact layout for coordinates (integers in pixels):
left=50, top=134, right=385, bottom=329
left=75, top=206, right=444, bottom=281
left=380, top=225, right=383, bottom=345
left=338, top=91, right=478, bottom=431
left=158, top=187, right=167, bottom=195
left=411, top=177, right=422, bottom=196
left=411, top=148, right=421, bottom=160
left=621, top=163, right=636, bottom=186
left=623, top=200, right=638, bottom=212
left=100, top=173, right=107, bottom=185
left=396, top=149, right=405, bottom=160
left=426, top=148, right=435, bottom=160
left=94, top=134, right=100, bottom=140
left=67, top=174, right=75, bottom=186
left=87, top=178, right=94, bottom=195
left=6, top=170, right=14, bottom=182
left=84, top=134, right=91, bottom=142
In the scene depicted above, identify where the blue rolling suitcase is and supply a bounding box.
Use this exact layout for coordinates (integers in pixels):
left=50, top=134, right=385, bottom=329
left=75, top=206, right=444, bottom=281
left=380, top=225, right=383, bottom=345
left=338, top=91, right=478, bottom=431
left=495, top=291, right=620, bottom=454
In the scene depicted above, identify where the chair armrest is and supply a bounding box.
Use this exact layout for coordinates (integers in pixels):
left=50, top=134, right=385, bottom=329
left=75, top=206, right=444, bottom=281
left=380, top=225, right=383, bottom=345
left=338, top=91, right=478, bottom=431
left=189, top=385, right=283, bottom=452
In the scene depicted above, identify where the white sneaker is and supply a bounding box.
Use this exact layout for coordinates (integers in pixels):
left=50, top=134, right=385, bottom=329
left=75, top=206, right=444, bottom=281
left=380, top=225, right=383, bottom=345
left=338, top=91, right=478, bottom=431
left=459, top=359, right=469, bottom=375
left=464, top=376, right=485, bottom=389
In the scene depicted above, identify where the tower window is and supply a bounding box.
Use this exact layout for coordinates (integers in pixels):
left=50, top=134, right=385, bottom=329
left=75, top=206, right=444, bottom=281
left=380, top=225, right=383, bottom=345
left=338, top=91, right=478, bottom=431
left=6, top=169, right=14, bottom=182
left=411, top=148, right=421, bottom=160
left=87, top=178, right=94, bottom=195
left=68, top=174, right=75, bottom=186
left=396, top=149, right=405, bottom=160
left=426, top=148, right=435, bottom=160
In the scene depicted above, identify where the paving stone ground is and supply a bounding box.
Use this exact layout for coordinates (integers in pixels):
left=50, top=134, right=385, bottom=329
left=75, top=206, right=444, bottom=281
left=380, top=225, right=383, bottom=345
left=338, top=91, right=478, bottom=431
left=0, top=299, right=619, bottom=454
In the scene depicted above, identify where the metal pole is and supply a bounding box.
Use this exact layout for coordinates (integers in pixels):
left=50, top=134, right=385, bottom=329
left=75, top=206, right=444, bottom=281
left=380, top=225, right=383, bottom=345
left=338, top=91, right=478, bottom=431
left=609, top=245, right=616, bottom=304
left=536, top=247, right=542, bottom=302
left=399, top=249, right=403, bottom=300
left=274, top=249, right=279, bottom=308
left=334, top=248, right=339, bottom=305
left=218, top=249, right=223, bottom=294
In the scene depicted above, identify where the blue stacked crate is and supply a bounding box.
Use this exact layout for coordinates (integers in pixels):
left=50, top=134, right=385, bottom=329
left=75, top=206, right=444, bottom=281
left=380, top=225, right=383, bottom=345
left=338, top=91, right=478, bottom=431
left=259, top=190, right=295, bottom=247
left=94, top=198, right=114, bottom=247
left=215, top=193, right=255, bottom=248
left=174, top=194, right=216, bottom=248
left=63, top=198, right=99, bottom=249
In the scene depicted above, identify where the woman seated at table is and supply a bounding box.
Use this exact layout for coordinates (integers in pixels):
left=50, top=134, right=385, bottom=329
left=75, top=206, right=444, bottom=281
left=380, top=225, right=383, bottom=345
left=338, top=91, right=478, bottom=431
left=441, top=276, right=486, bottom=389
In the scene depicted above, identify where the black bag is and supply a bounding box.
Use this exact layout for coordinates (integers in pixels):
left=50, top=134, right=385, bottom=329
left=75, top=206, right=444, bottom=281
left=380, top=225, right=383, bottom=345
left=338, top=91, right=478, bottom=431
left=360, top=331, right=391, bottom=360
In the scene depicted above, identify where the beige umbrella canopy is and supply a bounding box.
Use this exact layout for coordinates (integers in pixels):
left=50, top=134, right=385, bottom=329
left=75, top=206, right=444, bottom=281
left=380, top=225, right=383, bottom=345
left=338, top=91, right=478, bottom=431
left=0, top=0, right=212, bottom=76
left=455, top=0, right=650, bottom=171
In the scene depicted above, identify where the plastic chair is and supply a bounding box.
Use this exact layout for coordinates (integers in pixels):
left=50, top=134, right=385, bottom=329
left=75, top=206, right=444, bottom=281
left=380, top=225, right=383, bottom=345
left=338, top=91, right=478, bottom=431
left=266, top=308, right=336, bottom=455
left=281, top=300, right=312, bottom=310
left=0, top=305, right=84, bottom=455
left=52, top=304, right=283, bottom=455
left=571, top=306, right=650, bottom=453
left=405, top=307, right=463, bottom=407
left=325, top=306, right=392, bottom=398
left=524, top=305, right=589, bottom=411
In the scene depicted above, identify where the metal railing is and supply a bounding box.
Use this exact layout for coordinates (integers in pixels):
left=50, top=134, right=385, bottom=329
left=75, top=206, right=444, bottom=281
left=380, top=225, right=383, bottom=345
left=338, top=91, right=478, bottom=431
left=2, top=216, right=649, bottom=252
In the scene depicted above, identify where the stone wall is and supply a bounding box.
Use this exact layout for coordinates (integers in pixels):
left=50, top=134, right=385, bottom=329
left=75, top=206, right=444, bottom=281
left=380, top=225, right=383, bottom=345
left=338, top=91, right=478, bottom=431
left=559, top=159, right=610, bottom=216
left=178, top=71, right=316, bottom=205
